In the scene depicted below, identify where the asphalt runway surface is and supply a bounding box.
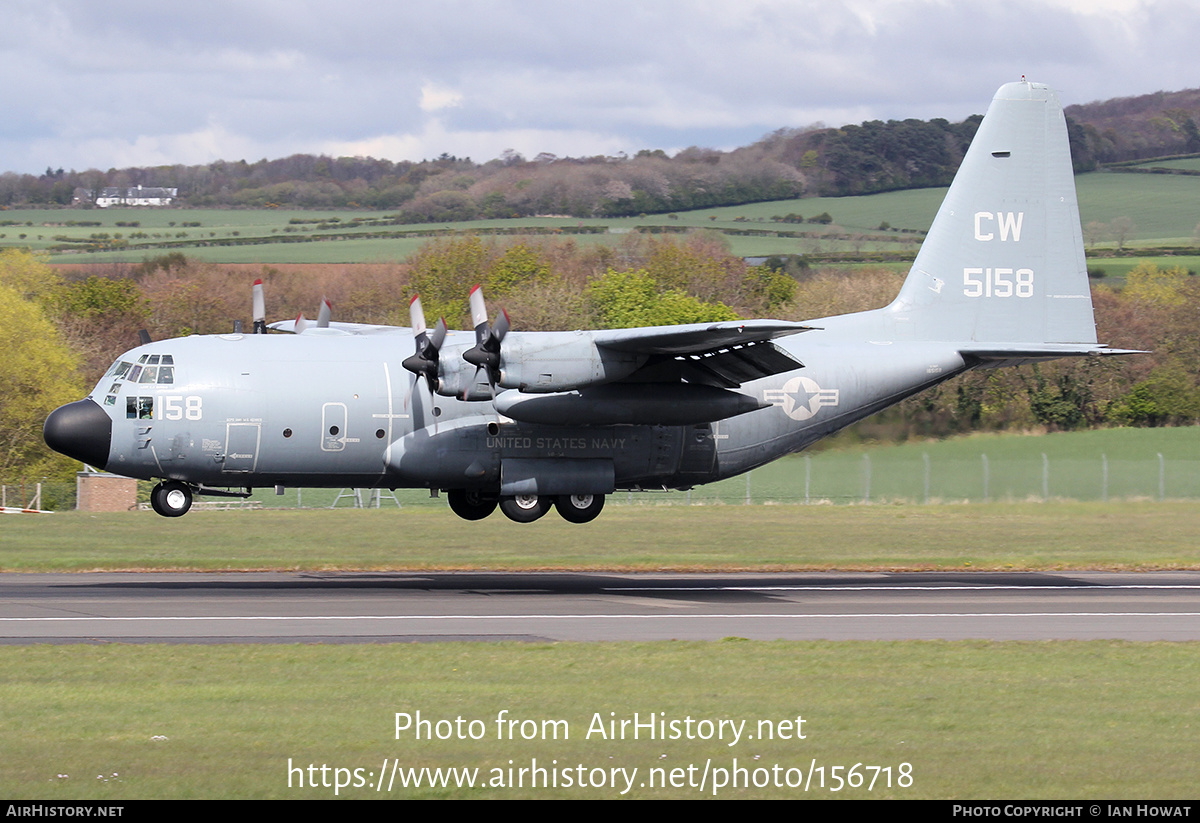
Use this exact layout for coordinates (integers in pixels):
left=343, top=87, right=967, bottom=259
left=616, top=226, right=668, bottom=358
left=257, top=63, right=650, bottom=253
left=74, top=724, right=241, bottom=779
left=2, top=570, right=1199, bottom=643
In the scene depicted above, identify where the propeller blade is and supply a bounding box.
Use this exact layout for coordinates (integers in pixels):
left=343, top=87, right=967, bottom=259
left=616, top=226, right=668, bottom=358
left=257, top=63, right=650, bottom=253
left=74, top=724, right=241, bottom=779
left=409, top=294, right=427, bottom=339
left=469, top=284, right=489, bottom=340
left=401, top=295, right=444, bottom=395
left=461, top=286, right=510, bottom=396
left=316, top=298, right=332, bottom=328
left=294, top=312, right=309, bottom=334
left=252, top=279, right=266, bottom=334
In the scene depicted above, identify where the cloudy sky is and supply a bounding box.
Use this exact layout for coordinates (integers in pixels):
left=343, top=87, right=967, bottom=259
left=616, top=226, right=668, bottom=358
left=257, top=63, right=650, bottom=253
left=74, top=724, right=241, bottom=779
left=2, top=0, right=1196, bottom=175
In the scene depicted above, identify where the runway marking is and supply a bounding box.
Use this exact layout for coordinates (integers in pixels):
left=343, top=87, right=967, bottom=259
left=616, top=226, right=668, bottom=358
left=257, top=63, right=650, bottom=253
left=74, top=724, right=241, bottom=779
left=4, top=612, right=1200, bottom=622
left=606, top=585, right=1200, bottom=592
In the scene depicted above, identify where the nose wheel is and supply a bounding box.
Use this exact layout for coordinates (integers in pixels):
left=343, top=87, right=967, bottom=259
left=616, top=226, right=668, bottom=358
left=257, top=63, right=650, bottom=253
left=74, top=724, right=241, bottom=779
left=150, top=481, right=193, bottom=517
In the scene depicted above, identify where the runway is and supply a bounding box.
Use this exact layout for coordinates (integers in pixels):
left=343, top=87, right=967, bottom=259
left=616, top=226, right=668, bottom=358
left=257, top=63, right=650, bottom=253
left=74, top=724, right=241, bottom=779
left=2, top=570, right=1199, bottom=643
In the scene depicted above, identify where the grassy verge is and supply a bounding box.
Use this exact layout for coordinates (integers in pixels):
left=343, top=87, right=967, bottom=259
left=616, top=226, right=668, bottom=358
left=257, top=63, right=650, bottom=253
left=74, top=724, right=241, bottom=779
left=1, top=641, right=1194, bottom=799
left=5, top=501, right=1200, bottom=571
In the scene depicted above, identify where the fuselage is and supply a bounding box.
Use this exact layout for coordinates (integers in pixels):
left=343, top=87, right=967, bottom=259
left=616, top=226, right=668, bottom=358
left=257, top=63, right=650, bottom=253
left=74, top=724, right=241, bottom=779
left=46, top=318, right=970, bottom=496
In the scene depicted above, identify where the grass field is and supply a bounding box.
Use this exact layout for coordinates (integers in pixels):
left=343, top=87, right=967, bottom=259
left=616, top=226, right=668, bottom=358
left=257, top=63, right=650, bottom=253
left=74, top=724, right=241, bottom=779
left=5, top=501, right=1200, bottom=572
left=1, top=641, right=1196, bottom=799
left=6, top=429, right=1200, bottom=799
left=4, top=164, right=1196, bottom=265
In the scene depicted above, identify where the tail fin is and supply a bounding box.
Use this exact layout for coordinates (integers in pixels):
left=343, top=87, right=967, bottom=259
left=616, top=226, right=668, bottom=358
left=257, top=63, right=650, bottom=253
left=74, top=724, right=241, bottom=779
left=887, top=80, right=1097, bottom=346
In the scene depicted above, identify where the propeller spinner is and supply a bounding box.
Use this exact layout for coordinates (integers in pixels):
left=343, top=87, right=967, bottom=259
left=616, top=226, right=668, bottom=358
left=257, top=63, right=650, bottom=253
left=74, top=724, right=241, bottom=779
left=461, top=285, right=509, bottom=393
left=401, top=294, right=447, bottom=394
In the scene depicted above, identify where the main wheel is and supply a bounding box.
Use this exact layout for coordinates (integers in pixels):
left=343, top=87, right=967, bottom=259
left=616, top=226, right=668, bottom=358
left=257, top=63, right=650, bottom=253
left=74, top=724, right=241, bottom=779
left=498, top=494, right=552, bottom=523
left=447, top=488, right=498, bottom=521
left=554, top=493, right=605, bottom=524
left=150, top=481, right=192, bottom=517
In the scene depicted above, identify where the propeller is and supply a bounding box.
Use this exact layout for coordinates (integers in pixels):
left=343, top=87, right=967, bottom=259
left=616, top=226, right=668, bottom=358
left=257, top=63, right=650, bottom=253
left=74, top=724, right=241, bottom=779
left=252, top=279, right=267, bottom=334
left=401, top=294, right=447, bottom=396
left=461, top=285, right=509, bottom=396
left=292, top=298, right=331, bottom=334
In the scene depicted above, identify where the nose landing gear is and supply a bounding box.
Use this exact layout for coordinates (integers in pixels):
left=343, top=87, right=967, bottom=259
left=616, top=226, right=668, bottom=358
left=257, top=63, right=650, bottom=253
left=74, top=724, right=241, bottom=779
left=150, top=481, right=193, bottom=517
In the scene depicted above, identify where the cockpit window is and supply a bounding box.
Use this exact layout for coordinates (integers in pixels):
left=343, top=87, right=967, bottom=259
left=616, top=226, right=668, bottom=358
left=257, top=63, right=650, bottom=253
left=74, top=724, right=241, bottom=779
left=126, top=396, right=153, bottom=419
left=104, top=355, right=177, bottom=408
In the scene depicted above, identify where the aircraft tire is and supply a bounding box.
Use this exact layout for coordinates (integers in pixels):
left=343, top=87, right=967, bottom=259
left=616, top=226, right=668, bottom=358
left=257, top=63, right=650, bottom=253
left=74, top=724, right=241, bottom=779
left=447, top=488, right=498, bottom=521
left=499, top=494, right=552, bottom=523
left=151, top=481, right=192, bottom=517
left=554, top=493, right=605, bottom=524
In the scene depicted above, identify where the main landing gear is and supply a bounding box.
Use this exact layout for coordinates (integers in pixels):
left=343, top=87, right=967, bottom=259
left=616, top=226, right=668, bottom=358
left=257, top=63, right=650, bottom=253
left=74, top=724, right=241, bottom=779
left=447, top=490, right=606, bottom=524
left=447, top=488, right=499, bottom=521
left=150, top=480, right=193, bottom=517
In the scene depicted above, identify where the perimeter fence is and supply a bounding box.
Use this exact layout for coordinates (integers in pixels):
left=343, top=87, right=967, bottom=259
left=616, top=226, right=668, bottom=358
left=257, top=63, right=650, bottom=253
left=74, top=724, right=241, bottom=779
left=9, top=448, right=1200, bottom=513
left=7, top=451, right=1198, bottom=513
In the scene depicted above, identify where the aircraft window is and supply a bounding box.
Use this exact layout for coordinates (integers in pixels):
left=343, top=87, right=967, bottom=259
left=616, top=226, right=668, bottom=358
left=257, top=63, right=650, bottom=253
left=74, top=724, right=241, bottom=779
left=139, top=366, right=158, bottom=383
left=161, top=355, right=174, bottom=365
left=114, top=361, right=132, bottom=379
left=137, top=354, right=149, bottom=364
left=128, top=365, right=142, bottom=382
left=148, top=355, right=160, bottom=365
left=158, top=366, right=174, bottom=384
left=283, top=428, right=292, bottom=438
left=376, top=429, right=385, bottom=439
left=126, top=396, right=154, bottom=419
left=329, top=425, right=340, bottom=436
left=108, top=383, right=121, bottom=395
left=104, top=395, right=116, bottom=406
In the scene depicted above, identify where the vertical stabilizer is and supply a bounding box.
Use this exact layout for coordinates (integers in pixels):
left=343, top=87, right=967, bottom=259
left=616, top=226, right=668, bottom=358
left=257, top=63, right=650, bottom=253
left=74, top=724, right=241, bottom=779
left=887, top=81, right=1096, bottom=345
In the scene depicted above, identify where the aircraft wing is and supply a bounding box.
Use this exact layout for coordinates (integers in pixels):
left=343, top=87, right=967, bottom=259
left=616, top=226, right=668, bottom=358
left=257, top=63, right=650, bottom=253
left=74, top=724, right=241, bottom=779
left=592, top=319, right=812, bottom=354
left=269, top=319, right=406, bottom=335
left=593, top=320, right=813, bottom=389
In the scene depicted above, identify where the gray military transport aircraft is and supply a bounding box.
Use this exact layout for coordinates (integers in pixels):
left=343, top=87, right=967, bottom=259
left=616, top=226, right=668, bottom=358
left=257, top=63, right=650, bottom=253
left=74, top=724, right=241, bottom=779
left=44, top=80, right=1136, bottom=522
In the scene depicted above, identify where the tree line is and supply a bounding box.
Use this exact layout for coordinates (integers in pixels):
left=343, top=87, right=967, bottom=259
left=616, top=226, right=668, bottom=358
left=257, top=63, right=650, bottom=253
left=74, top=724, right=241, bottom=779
left=6, top=87, right=1200, bottom=216
left=2, top=237, right=1195, bottom=486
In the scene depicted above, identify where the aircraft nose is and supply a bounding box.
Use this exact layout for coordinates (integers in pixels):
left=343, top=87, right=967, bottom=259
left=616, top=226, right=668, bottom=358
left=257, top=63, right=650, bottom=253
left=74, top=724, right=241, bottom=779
left=44, top=399, right=113, bottom=470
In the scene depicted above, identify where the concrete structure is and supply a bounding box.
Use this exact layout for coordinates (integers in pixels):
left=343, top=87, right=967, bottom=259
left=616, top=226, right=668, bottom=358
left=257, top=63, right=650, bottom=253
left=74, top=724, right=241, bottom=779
left=76, top=472, right=138, bottom=512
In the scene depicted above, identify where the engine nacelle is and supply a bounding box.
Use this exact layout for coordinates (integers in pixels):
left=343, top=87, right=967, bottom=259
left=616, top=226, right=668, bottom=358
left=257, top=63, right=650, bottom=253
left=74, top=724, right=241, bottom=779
left=435, top=332, right=644, bottom=398
left=496, top=332, right=642, bottom=392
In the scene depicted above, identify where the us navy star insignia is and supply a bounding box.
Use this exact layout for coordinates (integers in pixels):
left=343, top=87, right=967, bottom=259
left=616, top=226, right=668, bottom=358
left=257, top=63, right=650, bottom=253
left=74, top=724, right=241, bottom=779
left=764, top=376, right=840, bottom=421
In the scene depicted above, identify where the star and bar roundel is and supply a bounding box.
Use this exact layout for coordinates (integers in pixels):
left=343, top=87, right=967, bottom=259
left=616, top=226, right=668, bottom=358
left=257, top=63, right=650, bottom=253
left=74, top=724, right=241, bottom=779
left=763, top=376, right=840, bottom=421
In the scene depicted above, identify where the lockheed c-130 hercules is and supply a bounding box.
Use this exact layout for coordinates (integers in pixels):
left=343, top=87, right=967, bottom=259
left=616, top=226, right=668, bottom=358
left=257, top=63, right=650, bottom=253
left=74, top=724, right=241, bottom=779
left=44, top=81, right=1136, bottom=522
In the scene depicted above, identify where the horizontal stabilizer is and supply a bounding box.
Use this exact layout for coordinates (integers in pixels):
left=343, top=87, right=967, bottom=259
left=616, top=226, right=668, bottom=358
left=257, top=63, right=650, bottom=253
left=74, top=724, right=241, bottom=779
left=960, top=343, right=1146, bottom=367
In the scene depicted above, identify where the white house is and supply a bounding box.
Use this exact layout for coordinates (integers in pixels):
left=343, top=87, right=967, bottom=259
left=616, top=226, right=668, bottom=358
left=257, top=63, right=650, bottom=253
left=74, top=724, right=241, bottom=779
left=80, top=185, right=178, bottom=207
